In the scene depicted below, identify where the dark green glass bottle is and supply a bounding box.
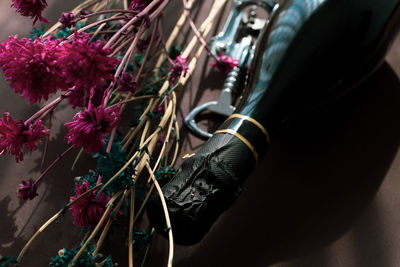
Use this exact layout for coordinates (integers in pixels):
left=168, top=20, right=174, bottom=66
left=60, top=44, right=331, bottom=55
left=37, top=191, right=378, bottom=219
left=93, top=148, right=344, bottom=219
left=147, top=0, right=400, bottom=245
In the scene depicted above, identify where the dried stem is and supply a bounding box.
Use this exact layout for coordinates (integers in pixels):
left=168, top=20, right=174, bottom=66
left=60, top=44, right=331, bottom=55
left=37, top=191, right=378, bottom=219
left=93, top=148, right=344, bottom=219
left=110, top=35, right=135, bottom=54
left=108, top=95, right=157, bottom=108
left=170, top=118, right=180, bottom=166
left=69, top=16, right=127, bottom=41
left=80, top=9, right=138, bottom=19
left=70, top=190, right=123, bottom=266
left=152, top=92, right=177, bottom=171
left=104, top=0, right=166, bottom=48
left=181, top=0, right=227, bottom=59
left=16, top=183, right=103, bottom=264
left=121, top=99, right=155, bottom=150
left=40, top=110, right=53, bottom=169
left=33, top=145, right=74, bottom=188
left=182, top=0, right=218, bottom=61
left=140, top=228, right=154, bottom=267
left=145, top=162, right=174, bottom=267
left=132, top=183, right=154, bottom=225
left=43, top=0, right=102, bottom=36
left=128, top=186, right=135, bottom=267
left=135, top=21, right=159, bottom=82
left=93, top=189, right=131, bottom=255
left=25, top=92, right=70, bottom=125
left=88, top=14, right=118, bottom=43
left=155, top=0, right=195, bottom=73
left=71, top=148, right=83, bottom=171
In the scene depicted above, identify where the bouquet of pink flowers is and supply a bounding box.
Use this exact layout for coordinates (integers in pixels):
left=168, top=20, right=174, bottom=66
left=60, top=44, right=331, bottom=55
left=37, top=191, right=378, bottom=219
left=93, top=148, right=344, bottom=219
left=0, top=0, right=236, bottom=266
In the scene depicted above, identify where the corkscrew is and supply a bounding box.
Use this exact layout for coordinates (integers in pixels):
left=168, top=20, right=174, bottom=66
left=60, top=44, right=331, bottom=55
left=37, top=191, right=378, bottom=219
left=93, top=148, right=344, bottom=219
left=184, top=0, right=278, bottom=138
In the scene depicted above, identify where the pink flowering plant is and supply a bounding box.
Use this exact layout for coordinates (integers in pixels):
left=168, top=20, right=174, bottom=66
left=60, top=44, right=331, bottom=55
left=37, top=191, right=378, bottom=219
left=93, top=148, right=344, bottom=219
left=0, top=0, right=233, bottom=266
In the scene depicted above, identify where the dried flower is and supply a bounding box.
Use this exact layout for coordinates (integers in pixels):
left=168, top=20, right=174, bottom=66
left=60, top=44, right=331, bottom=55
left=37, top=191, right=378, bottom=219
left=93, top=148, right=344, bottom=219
left=49, top=246, right=117, bottom=266
left=69, top=180, right=110, bottom=227
left=94, top=136, right=135, bottom=194
left=58, top=32, right=120, bottom=92
left=118, top=73, right=137, bottom=93
left=137, top=34, right=153, bottom=52
left=59, top=12, right=76, bottom=30
left=11, top=0, right=49, bottom=25
left=210, top=53, right=238, bottom=74
left=170, top=56, right=189, bottom=84
left=128, top=0, right=149, bottom=11
left=0, top=112, right=49, bottom=162
left=16, top=179, right=38, bottom=200
left=57, top=248, right=65, bottom=257
left=67, top=84, right=104, bottom=108
left=0, top=256, right=18, bottom=266
left=156, top=105, right=165, bottom=113
left=155, top=166, right=176, bottom=187
left=0, top=36, right=66, bottom=104
left=65, top=104, right=120, bottom=154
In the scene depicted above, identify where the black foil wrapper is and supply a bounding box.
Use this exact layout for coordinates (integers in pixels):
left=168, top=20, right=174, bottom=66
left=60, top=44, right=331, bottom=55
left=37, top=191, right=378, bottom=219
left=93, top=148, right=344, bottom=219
left=147, top=133, right=256, bottom=245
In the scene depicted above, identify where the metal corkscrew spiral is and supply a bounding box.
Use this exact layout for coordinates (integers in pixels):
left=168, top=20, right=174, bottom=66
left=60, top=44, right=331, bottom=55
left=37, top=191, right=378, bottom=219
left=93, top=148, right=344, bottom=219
left=222, top=65, right=241, bottom=97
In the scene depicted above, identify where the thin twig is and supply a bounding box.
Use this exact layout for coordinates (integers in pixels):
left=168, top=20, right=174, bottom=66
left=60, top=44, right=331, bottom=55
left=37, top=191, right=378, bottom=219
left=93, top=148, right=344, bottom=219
left=128, top=186, right=135, bottom=267
left=33, top=145, right=74, bottom=188
left=145, top=162, right=174, bottom=267
left=16, top=183, right=103, bottom=264
left=70, top=191, right=123, bottom=266
left=40, top=110, right=53, bottom=169
left=71, top=148, right=84, bottom=171
left=140, top=228, right=155, bottom=267
left=93, top=189, right=130, bottom=255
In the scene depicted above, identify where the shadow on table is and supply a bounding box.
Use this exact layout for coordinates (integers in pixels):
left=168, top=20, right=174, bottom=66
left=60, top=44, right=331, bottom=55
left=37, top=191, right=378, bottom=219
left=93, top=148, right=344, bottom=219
left=0, top=105, right=96, bottom=265
left=149, top=62, right=400, bottom=267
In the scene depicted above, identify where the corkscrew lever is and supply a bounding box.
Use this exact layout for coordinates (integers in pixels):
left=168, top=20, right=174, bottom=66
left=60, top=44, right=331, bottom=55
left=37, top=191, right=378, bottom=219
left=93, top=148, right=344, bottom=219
left=184, top=0, right=277, bottom=139
left=185, top=36, right=252, bottom=138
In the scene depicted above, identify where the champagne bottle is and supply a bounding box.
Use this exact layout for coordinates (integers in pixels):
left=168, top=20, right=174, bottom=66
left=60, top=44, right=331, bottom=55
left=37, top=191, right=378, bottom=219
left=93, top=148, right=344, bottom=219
left=147, top=0, right=400, bottom=245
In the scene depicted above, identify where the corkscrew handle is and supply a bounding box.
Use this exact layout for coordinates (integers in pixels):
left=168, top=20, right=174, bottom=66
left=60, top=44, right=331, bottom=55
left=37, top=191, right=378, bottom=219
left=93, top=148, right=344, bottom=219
left=184, top=65, right=242, bottom=138
left=184, top=0, right=268, bottom=138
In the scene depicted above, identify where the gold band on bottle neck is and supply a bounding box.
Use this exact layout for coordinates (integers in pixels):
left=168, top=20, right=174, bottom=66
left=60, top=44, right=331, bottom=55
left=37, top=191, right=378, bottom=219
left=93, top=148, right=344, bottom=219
left=214, top=129, right=259, bottom=164
left=227, top=114, right=271, bottom=144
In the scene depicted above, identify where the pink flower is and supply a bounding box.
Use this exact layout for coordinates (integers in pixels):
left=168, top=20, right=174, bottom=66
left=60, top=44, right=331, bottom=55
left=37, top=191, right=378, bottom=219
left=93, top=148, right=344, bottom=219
left=0, top=112, right=49, bottom=162
left=11, top=0, right=49, bottom=25
left=69, top=180, right=110, bottom=227
left=65, top=104, right=120, bottom=154
left=137, top=34, right=156, bottom=52
left=17, top=179, right=38, bottom=200
left=128, top=0, right=149, bottom=11
left=210, top=53, right=238, bottom=74
left=0, top=36, right=66, bottom=104
left=59, top=12, right=76, bottom=30
left=156, top=105, right=165, bottom=113
left=170, top=56, right=189, bottom=84
left=58, top=32, right=120, bottom=92
left=118, top=73, right=137, bottom=93
left=67, top=84, right=104, bottom=108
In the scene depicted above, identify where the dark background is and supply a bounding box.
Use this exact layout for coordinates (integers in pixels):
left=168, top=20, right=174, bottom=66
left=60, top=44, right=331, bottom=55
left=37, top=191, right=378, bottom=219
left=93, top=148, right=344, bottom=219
left=0, top=1, right=400, bottom=266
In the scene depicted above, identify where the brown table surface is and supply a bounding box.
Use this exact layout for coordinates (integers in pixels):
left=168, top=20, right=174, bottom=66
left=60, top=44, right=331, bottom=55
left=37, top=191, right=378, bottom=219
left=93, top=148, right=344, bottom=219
left=0, top=1, right=400, bottom=266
